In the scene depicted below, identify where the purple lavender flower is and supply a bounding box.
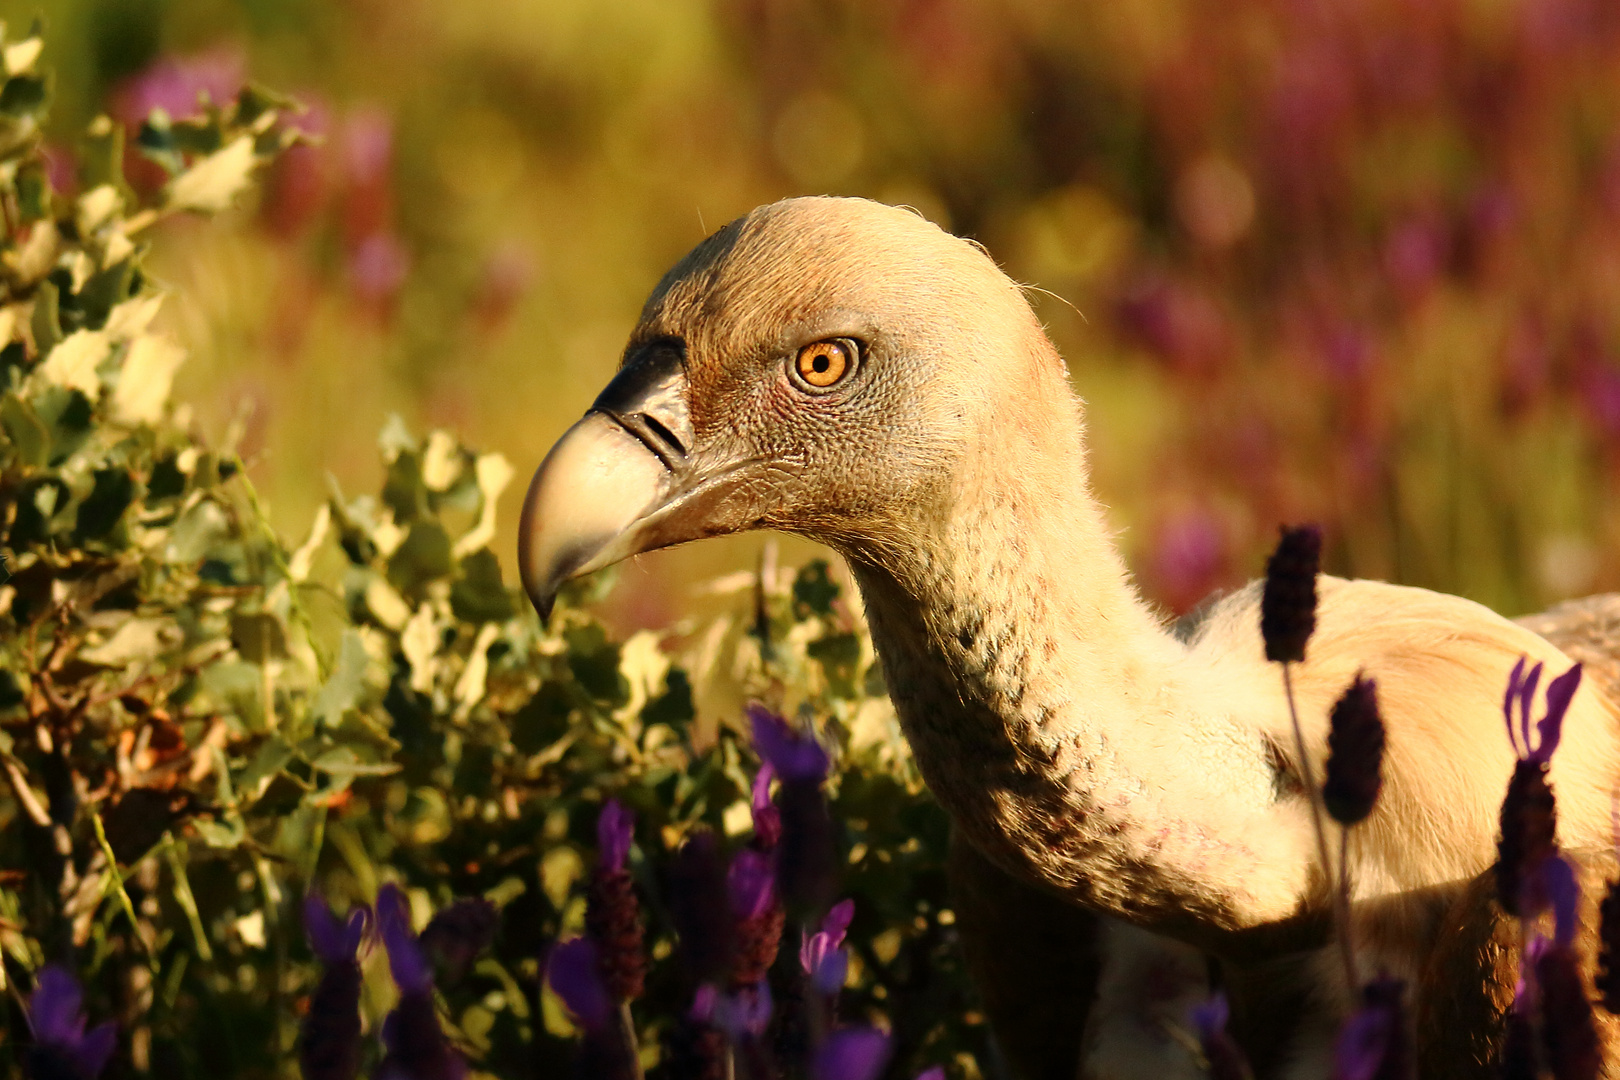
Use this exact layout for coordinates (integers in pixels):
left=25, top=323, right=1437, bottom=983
left=299, top=895, right=368, bottom=1080
left=750, top=708, right=840, bottom=914
left=374, top=884, right=467, bottom=1080
left=749, top=706, right=829, bottom=782
left=707, top=982, right=774, bottom=1040
left=1498, top=661, right=1583, bottom=915
left=375, top=884, right=432, bottom=995
left=668, top=830, right=735, bottom=983
left=801, top=899, right=855, bottom=996
left=914, top=1070, right=947, bottom=1080
left=1504, top=660, right=1582, bottom=765
left=1261, top=525, right=1321, bottom=663
left=729, top=849, right=777, bottom=921
left=752, top=763, right=782, bottom=850
left=812, top=1026, right=891, bottom=1080
left=664, top=991, right=726, bottom=1080
left=1333, top=977, right=1412, bottom=1080
left=1190, top=992, right=1253, bottom=1080
left=416, top=898, right=498, bottom=987
left=727, top=848, right=785, bottom=987
left=546, top=938, right=614, bottom=1032
left=1535, top=941, right=1600, bottom=1080
left=24, top=965, right=116, bottom=1080
left=598, top=799, right=635, bottom=872
left=1323, top=675, right=1384, bottom=825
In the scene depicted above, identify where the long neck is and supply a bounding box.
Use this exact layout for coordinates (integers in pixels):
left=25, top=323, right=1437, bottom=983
left=845, top=381, right=1316, bottom=943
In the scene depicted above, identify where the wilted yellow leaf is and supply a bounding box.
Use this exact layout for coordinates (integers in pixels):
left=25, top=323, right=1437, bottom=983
left=422, top=430, right=462, bottom=491
left=112, top=333, right=186, bottom=424
left=77, top=185, right=122, bottom=234
left=37, top=330, right=110, bottom=398
left=103, top=294, right=165, bottom=341
left=453, top=623, right=502, bottom=722
left=3, top=37, right=42, bottom=76
left=166, top=135, right=257, bottom=214
left=451, top=452, right=516, bottom=558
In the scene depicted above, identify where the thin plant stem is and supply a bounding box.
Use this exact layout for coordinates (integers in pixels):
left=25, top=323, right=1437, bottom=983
left=1281, top=662, right=1358, bottom=994
left=1337, top=824, right=1357, bottom=990
left=618, top=1001, right=646, bottom=1080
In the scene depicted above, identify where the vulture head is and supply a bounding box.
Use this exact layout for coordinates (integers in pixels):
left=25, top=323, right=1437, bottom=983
left=519, top=195, right=1082, bottom=617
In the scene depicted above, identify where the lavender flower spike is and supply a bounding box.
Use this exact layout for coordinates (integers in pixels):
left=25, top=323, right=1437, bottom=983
left=812, top=1026, right=891, bottom=1080
left=728, top=848, right=777, bottom=921
left=305, top=894, right=368, bottom=964
left=417, top=897, right=499, bottom=987
left=1189, top=993, right=1252, bottom=1080
left=801, top=899, right=855, bottom=995
left=546, top=938, right=615, bottom=1032
left=26, top=965, right=117, bottom=1080
left=375, top=883, right=432, bottom=995
left=1260, top=524, right=1321, bottom=663
left=752, top=762, right=782, bottom=849
left=598, top=798, right=635, bottom=874
left=749, top=705, right=829, bottom=782
left=914, top=1071, right=947, bottom=1080
left=1333, top=977, right=1412, bottom=1080
left=1323, top=675, right=1384, bottom=826
left=1504, top=658, right=1582, bottom=764
left=300, top=895, right=369, bottom=1080
left=1497, top=661, right=1581, bottom=916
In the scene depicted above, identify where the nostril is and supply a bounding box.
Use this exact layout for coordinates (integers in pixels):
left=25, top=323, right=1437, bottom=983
left=640, top=414, right=687, bottom=458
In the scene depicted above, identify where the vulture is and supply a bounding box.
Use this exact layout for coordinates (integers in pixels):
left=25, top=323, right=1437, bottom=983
left=517, top=196, right=1620, bottom=1078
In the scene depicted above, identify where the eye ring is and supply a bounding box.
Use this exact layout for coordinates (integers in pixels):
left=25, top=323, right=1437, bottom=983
left=792, top=338, right=858, bottom=391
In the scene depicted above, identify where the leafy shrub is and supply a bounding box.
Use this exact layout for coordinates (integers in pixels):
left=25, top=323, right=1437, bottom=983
left=0, top=26, right=982, bottom=1080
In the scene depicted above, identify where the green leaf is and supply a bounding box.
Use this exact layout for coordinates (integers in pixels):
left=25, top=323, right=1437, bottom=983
left=449, top=548, right=514, bottom=623
left=15, top=161, right=47, bottom=221
left=387, top=521, right=453, bottom=595
left=35, top=386, right=93, bottom=465
left=238, top=735, right=295, bottom=801
left=74, top=467, right=135, bottom=540
left=136, top=113, right=185, bottom=176
left=564, top=623, right=627, bottom=706
left=76, top=259, right=136, bottom=330
left=0, top=392, right=48, bottom=467
left=643, top=667, right=695, bottom=728
left=192, top=819, right=244, bottom=849
left=230, top=613, right=288, bottom=665
left=309, top=746, right=400, bottom=778
left=382, top=450, right=427, bottom=523
left=30, top=278, right=60, bottom=355
left=310, top=629, right=368, bottom=727
left=808, top=632, right=861, bottom=698
left=794, top=559, right=840, bottom=617
left=0, top=73, right=46, bottom=118
left=146, top=455, right=186, bottom=501
left=79, top=115, right=125, bottom=191
left=511, top=682, right=572, bottom=755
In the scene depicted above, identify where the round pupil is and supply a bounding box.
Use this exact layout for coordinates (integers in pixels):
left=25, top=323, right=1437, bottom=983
left=812, top=354, right=830, bottom=373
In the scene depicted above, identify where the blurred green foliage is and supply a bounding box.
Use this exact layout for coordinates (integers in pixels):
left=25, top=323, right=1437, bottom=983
left=0, top=26, right=977, bottom=1078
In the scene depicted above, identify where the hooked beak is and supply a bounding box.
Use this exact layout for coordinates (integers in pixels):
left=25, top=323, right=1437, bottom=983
left=518, top=344, right=702, bottom=620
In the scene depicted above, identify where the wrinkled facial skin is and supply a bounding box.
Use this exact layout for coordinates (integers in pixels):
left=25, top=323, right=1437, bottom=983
left=519, top=196, right=1046, bottom=614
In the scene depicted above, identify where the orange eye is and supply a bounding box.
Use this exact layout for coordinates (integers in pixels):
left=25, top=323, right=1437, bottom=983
left=794, top=339, right=855, bottom=389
